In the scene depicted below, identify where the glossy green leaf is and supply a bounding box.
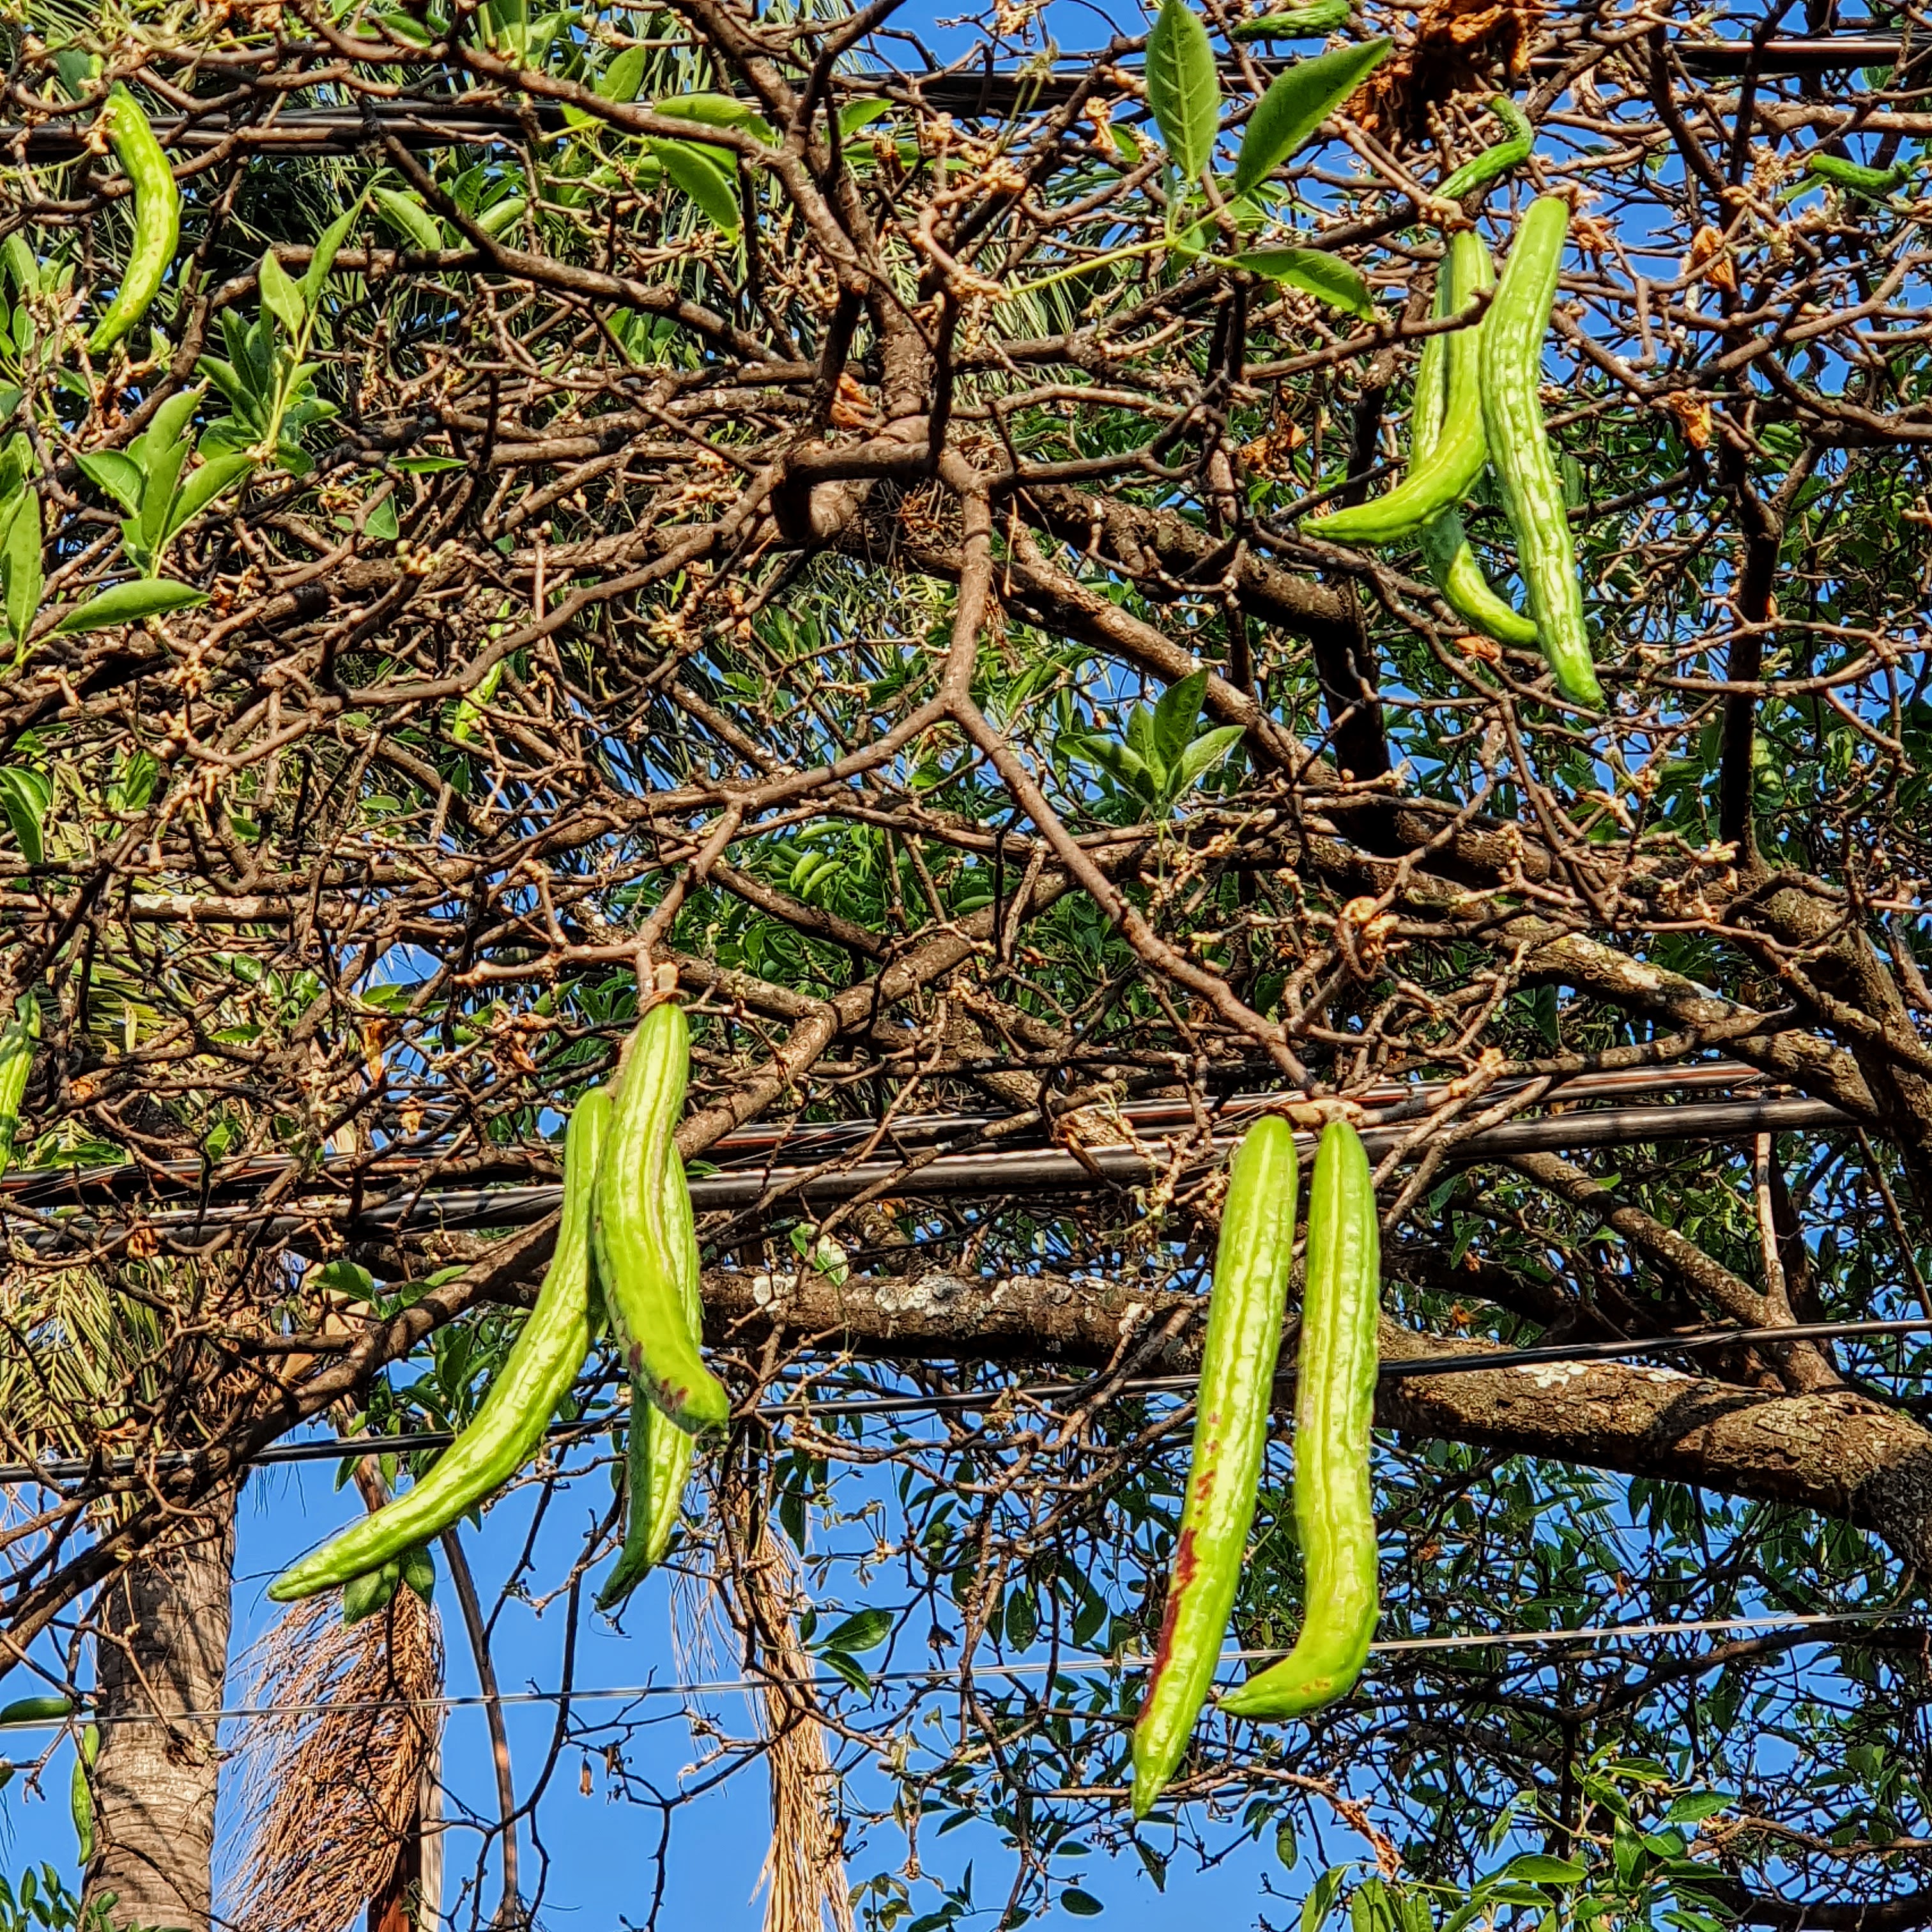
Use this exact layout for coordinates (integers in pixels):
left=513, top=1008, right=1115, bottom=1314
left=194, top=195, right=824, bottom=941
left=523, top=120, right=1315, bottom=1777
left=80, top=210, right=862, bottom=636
left=77, top=450, right=146, bottom=516
left=372, top=186, right=445, bottom=254
left=1146, top=0, right=1220, bottom=182
left=656, top=92, right=775, bottom=142
left=257, top=248, right=307, bottom=338
left=649, top=139, right=741, bottom=234
left=1233, top=246, right=1374, bottom=316
left=599, top=45, right=649, bottom=103
left=164, top=451, right=255, bottom=542
left=54, top=578, right=208, bottom=634
left=1231, top=36, right=1390, bottom=195
left=302, top=198, right=364, bottom=307
left=818, top=1606, right=893, bottom=1653
left=3, top=487, right=41, bottom=648
left=132, top=387, right=203, bottom=473
left=0, top=767, right=50, bottom=865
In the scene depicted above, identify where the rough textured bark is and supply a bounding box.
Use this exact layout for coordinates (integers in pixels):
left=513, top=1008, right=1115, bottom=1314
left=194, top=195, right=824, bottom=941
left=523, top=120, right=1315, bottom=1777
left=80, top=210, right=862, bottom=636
left=84, top=1485, right=236, bottom=1932
left=675, top=1262, right=1932, bottom=1570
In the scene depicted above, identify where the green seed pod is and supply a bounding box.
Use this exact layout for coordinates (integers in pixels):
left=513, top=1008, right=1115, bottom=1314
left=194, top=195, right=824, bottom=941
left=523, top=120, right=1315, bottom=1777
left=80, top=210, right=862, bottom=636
left=1478, top=195, right=1605, bottom=707
left=1804, top=151, right=1910, bottom=199
left=268, top=1089, right=610, bottom=1603
left=0, top=1692, right=74, bottom=1726
left=1229, top=0, right=1352, bottom=38
left=1220, top=1120, right=1379, bottom=1721
left=597, top=1144, right=703, bottom=1609
left=1305, top=249, right=1488, bottom=545
left=72, top=1723, right=98, bottom=1864
left=89, top=86, right=181, bottom=355
left=1130, top=1118, right=1299, bottom=1818
left=1438, top=96, right=1534, bottom=202
left=592, top=1001, right=730, bottom=1435
left=1415, top=234, right=1539, bottom=648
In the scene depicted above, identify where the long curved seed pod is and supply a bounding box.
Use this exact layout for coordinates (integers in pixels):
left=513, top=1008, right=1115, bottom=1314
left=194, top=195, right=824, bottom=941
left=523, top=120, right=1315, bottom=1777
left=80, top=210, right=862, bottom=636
left=1415, top=235, right=1540, bottom=648
left=1305, top=249, right=1487, bottom=545
left=597, top=1144, right=703, bottom=1608
left=1219, top=1120, right=1379, bottom=1721
left=268, top=1090, right=610, bottom=1602
left=1438, top=96, right=1534, bottom=201
left=89, top=86, right=181, bottom=355
left=1130, top=1118, right=1299, bottom=1818
left=591, top=999, right=730, bottom=1434
left=1478, top=195, right=1605, bottom=707
left=0, top=993, right=39, bottom=1177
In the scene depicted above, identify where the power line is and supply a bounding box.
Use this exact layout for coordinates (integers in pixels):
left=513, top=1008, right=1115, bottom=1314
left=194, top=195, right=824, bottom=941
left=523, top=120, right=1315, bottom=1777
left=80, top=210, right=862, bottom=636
left=0, top=1089, right=1850, bottom=1249
left=3, top=1310, right=1928, bottom=1488
left=0, top=1609, right=1897, bottom=1734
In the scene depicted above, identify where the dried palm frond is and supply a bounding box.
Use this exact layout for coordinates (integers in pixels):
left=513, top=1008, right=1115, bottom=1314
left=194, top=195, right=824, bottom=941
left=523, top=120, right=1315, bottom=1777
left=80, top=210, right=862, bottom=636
left=222, top=1583, right=445, bottom=1932
left=708, top=1473, right=855, bottom=1932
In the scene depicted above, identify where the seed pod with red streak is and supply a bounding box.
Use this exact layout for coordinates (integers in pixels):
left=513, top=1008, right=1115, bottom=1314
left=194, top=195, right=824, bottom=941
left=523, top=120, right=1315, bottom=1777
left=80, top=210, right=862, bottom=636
left=1218, top=1119, right=1381, bottom=1721
left=1130, top=1117, right=1299, bottom=1818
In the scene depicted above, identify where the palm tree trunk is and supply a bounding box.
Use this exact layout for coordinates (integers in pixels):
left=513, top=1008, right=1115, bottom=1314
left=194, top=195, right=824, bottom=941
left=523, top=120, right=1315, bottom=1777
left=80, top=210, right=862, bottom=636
left=82, top=1485, right=237, bottom=1932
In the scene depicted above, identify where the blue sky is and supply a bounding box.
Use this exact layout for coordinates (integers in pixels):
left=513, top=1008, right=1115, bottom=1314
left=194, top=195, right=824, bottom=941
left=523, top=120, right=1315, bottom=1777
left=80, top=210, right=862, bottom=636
left=1, top=1451, right=1296, bottom=1929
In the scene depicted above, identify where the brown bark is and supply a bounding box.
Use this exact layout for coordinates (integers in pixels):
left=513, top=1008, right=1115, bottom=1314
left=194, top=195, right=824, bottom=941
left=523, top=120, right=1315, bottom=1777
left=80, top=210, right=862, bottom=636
left=84, top=1485, right=237, bottom=1932
left=689, top=1262, right=1932, bottom=1571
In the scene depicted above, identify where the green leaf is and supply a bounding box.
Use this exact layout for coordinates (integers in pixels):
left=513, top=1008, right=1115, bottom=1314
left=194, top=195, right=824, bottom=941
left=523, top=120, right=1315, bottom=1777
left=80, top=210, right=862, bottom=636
left=76, top=450, right=146, bottom=516
left=0, top=432, right=31, bottom=503
left=2, top=488, right=41, bottom=649
left=649, top=139, right=741, bottom=234
left=1501, top=1855, right=1586, bottom=1886
left=0, top=767, right=50, bottom=864
left=1150, top=668, right=1209, bottom=774
left=1061, top=1891, right=1104, bottom=1917
left=1175, top=723, right=1245, bottom=792
left=342, top=1562, right=401, bottom=1625
left=302, top=198, right=364, bottom=307
left=372, top=187, right=445, bottom=255
left=1231, top=37, right=1390, bottom=195
left=1275, top=1818, right=1299, bottom=1868
left=54, top=578, right=208, bottom=634
left=1301, top=1866, right=1347, bottom=1932
left=137, top=437, right=191, bottom=556
left=1004, top=1588, right=1038, bottom=1649
left=1067, top=733, right=1151, bottom=796
left=164, top=452, right=255, bottom=543
left=1667, top=1791, right=1733, bottom=1824
left=2, top=233, right=38, bottom=300
left=656, top=91, right=776, bottom=141
left=132, top=387, right=203, bottom=472
left=474, top=195, right=528, bottom=239
left=257, top=249, right=306, bottom=338
left=70, top=1735, right=94, bottom=1864
left=598, top=45, right=650, bottom=103
left=109, top=747, right=159, bottom=814
left=313, top=1259, right=376, bottom=1298
left=819, top=1648, right=871, bottom=1693
left=398, top=1542, right=436, bottom=1604
left=839, top=98, right=893, bottom=135
left=1145, top=0, right=1220, bottom=182
left=1233, top=247, right=1374, bottom=316
left=818, top=1607, right=893, bottom=1653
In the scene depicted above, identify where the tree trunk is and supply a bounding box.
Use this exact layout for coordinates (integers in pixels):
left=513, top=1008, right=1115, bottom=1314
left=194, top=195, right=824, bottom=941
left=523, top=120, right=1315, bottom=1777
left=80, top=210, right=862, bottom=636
left=83, top=1485, right=236, bottom=1932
